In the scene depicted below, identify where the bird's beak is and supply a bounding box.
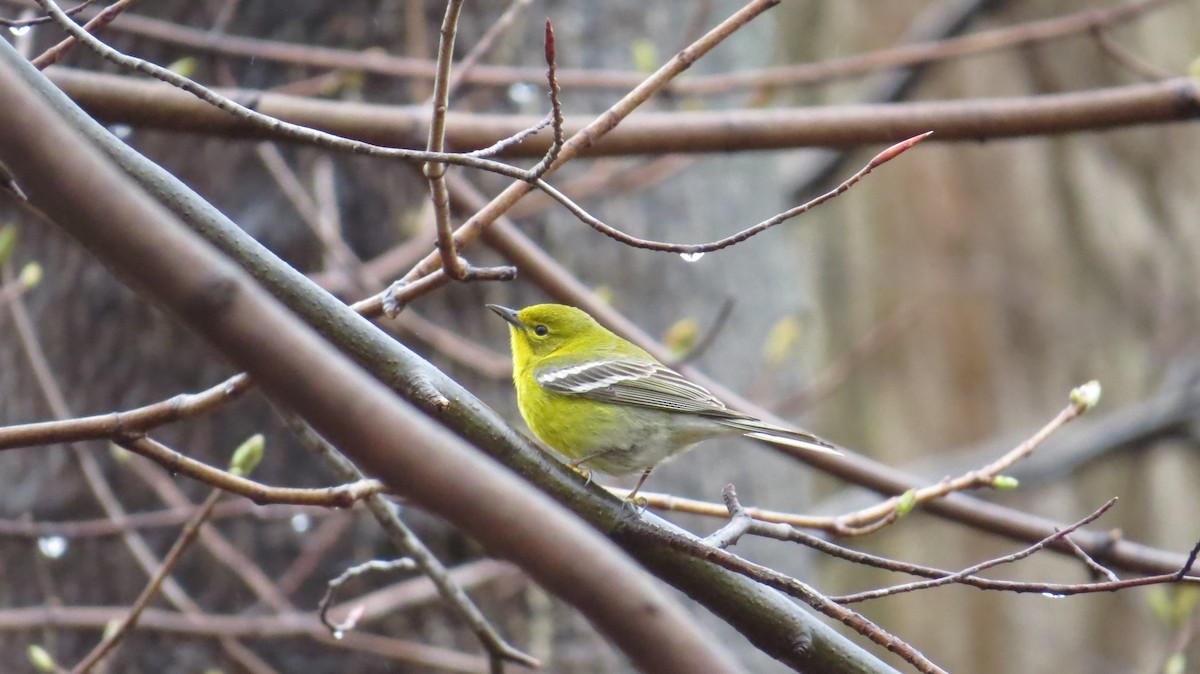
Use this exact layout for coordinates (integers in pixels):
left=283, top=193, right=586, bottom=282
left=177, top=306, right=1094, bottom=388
left=486, top=304, right=523, bottom=329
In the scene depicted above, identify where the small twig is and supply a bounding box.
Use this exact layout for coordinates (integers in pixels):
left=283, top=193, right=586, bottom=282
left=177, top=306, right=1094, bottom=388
left=833, top=500, right=1118, bottom=604
left=426, top=0, right=469, bottom=281
left=525, top=20, right=565, bottom=181
left=701, top=484, right=754, bottom=549
left=318, top=558, right=417, bottom=634
left=0, top=373, right=251, bottom=450
left=1174, top=539, right=1200, bottom=581
left=70, top=489, right=221, bottom=674
left=110, top=436, right=384, bottom=506
left=375, top=263, right=516, bottom=319
left=537, top=131, right=932, bottom=255
left=30, top=0, right=142, bottom=69
left=463, top=113, right=554, bottom=158
left=1059, top=528, right=1121, bottom=582
left=0, top=272, right=34, bottom=305
left=612, top=384, right=1102, bottom=540
left=374, top=132, right=927, bottom=315
left=0, top=0, right=93, bottom=27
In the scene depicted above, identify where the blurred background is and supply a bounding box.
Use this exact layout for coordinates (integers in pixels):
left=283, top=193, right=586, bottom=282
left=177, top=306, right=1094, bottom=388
left=2, top=0, right=1199, bottom=672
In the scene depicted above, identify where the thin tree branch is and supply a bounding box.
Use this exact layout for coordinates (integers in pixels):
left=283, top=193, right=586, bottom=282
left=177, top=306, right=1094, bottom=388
left=0, top=0, right=92, bottom=27
left=318, top=558, right=416, bottom=634
left=426, top=0, right=469, bottom=281
left=0, top=374, right=251, bottom=450
left=30, top=0, right=142, bottom=69
left=114, top=436, right=387, bottom=507
left=831, top=498, right=1118, bottom=604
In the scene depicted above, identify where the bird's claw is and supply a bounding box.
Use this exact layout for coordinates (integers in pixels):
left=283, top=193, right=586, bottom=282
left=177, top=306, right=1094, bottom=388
left=566, top=462, right=592, bottom=485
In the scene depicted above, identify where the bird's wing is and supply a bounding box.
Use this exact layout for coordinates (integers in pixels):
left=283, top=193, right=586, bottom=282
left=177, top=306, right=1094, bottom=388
left=533, top=359, right=736, bottom=416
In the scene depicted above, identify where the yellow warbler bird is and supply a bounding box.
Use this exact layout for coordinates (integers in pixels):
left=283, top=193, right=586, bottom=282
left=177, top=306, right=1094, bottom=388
left=489, top=303, right=840, bottom=496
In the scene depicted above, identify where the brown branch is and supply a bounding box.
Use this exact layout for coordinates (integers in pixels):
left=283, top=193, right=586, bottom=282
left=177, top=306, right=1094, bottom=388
left=43, top=68, right=1200, bottom=157
left=0, top=373, right=251, bottom=450
left=426, top=0, right=469, bottom=281
left=114, top=436, right=388, bottom=507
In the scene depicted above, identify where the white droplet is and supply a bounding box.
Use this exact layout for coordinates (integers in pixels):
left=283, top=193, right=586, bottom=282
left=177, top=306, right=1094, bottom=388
left=1040, top=592, right=1066, bottom=599
left=679, top=251, right=705, bottom=262
left=8, top=25, right=31, bottom=37
left=37, top=535, right=67, bottom=559
left=290, top=513, right=311, bottom=533
left=108, top=124, right=133, bottom=139
left=332, top=629, right=345, bottom=641
left=507, top=82, right=538, bottom=106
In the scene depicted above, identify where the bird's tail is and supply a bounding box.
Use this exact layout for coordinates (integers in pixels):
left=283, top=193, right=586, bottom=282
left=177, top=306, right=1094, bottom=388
left=717, top=417, right=842, bottom=455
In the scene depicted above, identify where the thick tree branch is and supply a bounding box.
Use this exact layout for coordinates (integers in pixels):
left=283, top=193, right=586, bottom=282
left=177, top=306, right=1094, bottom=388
left=46, top=67, right=1200, bottom=155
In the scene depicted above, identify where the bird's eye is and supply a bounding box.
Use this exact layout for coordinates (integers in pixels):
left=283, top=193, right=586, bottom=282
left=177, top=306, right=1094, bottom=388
left=534, top=324, right=549, bottom=336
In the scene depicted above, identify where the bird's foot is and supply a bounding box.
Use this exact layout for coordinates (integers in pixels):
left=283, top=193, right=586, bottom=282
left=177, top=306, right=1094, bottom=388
left=565, top=461, right=593, bottom=486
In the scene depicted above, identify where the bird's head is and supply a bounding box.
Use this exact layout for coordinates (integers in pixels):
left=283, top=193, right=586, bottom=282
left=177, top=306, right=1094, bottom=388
left=487, top=303, right=603, bottom=363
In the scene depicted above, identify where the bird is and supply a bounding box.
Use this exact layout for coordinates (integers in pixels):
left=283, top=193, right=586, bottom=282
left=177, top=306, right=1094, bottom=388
left=488, top=303, right=840, bottom=498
